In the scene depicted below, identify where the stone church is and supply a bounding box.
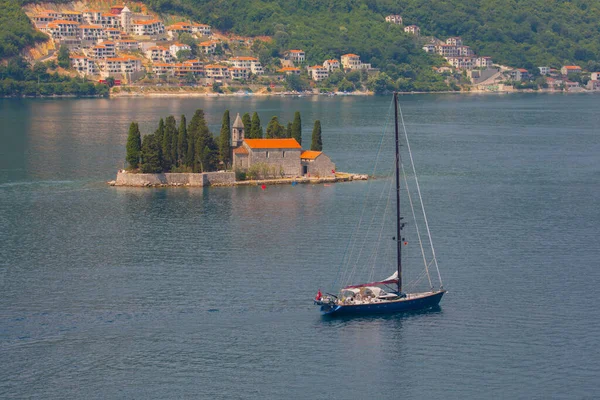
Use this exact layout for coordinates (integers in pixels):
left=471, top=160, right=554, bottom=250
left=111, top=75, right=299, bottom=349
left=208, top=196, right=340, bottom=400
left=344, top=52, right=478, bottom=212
left=231, top=113, right=335, bottom=178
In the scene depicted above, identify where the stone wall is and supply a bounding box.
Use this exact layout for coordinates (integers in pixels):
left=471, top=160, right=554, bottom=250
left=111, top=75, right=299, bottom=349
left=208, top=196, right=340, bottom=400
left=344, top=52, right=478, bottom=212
left=249, top=148, right=302, bottom=177
left=114, top=171, right=235, bottom=186
left=303, top=154, right=336, bottom=177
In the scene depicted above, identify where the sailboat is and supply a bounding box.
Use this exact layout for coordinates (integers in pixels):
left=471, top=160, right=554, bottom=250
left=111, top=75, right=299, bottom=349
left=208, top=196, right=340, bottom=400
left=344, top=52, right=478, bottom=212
left=315, top=93, right=446, bottom=316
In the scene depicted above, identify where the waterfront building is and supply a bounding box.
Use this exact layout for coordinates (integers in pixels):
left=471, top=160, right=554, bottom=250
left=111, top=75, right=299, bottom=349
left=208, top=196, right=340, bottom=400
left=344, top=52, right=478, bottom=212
left=307, top=65, right=329, bottom=81
left=204, top=64, right=229, bottom=78
left=229, top=57, right=264, bottom=75
left=231, top=115, right=335, bottom=178
left=561, top=65, right=582, bottom=76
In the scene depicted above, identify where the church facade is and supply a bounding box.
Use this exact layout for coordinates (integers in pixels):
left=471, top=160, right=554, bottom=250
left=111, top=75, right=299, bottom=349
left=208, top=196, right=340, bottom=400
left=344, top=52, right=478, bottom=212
left=230, top=113, right=335, bottom=178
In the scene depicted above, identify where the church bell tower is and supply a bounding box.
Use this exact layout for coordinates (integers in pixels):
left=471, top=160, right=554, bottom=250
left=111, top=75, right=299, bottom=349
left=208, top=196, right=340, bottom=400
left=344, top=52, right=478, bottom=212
left=231, top=113, right=245, bottom=148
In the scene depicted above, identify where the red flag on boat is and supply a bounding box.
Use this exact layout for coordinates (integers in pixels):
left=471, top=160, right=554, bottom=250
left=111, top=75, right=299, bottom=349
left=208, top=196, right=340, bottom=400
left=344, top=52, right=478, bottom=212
left=315, top=289, right=322, bottom=301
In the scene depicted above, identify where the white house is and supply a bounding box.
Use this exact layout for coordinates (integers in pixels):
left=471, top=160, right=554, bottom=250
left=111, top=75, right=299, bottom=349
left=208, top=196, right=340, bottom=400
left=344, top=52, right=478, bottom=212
left=308, top=65, right=329, bottom=81
left=229, top=56, right=264, bottom=75
left=323, top=59, right=340, bottom=71
left=192, top=23, right=211, bottom=36
left=286, top=50, right=306, bottom=63
left=404, top=25, right=420, bottom=35
left=170, top=43, right=192, bottom=58
left=385, top=15, right=403, bottom=25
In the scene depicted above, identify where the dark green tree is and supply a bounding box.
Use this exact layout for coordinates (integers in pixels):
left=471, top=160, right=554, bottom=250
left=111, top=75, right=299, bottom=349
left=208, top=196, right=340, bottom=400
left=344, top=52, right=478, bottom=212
left=266, top=116, right=285, bottom=138
left=286, top=122, right=292, bottom=138
left=250, top=112, right=263, bottom=138
left=311, top=120, right=323, bottom=151
left=57, top=45, right=70, bottom=69
left=162, top=116, right=177, bottom=170
left=187, top=109, right=213, bottom=170
left=140, top=134, right=163, bottom=173
left=291, top=111, right=302, bottom=145
left=177, top=114, right=187, bottom=166
left=125, top=122, right=142, bottom=169
left=242, top=112, right=252, bottom=134
left=219, top=109, right=231, bottom=167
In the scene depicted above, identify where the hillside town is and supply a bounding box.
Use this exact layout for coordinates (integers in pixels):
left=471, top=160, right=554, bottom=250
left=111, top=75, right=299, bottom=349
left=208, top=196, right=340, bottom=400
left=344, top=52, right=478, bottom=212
left=385, top=14, right=600, bottom=92
left=20, top=4, right=600, bottom=93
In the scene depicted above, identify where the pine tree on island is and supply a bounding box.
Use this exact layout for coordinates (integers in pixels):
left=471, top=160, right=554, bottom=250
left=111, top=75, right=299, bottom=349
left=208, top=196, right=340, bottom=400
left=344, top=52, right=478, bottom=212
left=242, top=112, right=252, bottom=135
left=126, top=122, right=141, bottom=169
left=140, top=133, right=162, bottom=173
left=219, top=109, right=231, bottom=167
left=286, top=122, right=293, bottom=138
left=177, top=114, right=187, bottom=167
left=266, top=116, right=286, bottom=138
left=250, top=112, right=263, bottom=138
left=292, top=111, right=302, bottom=145
left=311, top=120, right=323, bottom=151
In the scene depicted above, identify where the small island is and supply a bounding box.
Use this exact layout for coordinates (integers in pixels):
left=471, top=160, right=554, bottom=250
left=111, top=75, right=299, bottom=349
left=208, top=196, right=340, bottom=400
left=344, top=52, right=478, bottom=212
left=111, top=109, right=367, bottom=187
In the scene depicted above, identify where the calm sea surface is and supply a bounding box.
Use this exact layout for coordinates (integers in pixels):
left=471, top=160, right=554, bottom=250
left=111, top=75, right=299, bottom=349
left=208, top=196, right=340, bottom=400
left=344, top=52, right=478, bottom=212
left=1, top=94, right=599, bottom=399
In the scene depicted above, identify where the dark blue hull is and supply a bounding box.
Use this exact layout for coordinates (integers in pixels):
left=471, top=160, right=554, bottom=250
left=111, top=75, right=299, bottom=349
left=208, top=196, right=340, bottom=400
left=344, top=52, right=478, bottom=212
left=320, top=290, right=446, bottom=316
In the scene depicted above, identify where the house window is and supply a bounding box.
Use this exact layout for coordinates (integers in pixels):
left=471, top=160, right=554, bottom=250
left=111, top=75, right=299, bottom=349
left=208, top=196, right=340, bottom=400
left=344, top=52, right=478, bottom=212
left=266, top=151, right=269, bottom=158
left=282, top=151, right=285, bottom=158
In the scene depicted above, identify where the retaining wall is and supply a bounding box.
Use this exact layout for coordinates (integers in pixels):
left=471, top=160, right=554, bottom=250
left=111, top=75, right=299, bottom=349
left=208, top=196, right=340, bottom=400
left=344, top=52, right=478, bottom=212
left=115, top=171, right=235, bottom=187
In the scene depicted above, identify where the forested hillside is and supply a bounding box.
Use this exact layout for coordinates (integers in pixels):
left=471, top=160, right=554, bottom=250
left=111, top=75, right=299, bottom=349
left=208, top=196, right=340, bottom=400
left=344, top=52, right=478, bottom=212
left=0, top=0, right=48, bottom=59
left=145, top=0, right=600, bottom=69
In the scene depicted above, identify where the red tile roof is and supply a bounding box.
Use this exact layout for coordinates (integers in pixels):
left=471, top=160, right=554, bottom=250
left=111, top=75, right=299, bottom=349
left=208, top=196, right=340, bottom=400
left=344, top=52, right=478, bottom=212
left=244, top=139, right=301, bottom=149
left=233, top=147, right=249, bottom=155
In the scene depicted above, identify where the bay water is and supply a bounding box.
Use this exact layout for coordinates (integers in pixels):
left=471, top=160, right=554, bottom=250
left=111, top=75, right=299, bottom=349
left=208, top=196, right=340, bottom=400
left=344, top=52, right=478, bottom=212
left=1, top=94, right=599, bottom=399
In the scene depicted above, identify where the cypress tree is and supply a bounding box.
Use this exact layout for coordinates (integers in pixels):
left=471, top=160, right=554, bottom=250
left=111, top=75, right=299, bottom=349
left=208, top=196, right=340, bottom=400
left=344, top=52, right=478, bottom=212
left=311, top=120, right=323, bottom=151
left=140, top=134, right=163, bottom=173
left=188, top=109, right=212, bottom=170
left=177, top=114, right=187, bottom=167
left=250, top=112, right=263, bottom=138
left=164, top=116, right=177, bottom=170
left=242, top=112, right=252, bottom=135
left=219, top=109, right=231, bottom=167
left=286, top=122, right=292, bottom=138
left=125, top=122, right=142, bottom=169
left=155, top=118, right=165, bottom=152
left=292, top=111, right=302, bottom=145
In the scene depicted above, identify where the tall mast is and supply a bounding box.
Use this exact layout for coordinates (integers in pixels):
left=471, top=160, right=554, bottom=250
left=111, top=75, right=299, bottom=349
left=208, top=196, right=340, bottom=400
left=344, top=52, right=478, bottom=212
left=394, top=92, right=402, bottom=293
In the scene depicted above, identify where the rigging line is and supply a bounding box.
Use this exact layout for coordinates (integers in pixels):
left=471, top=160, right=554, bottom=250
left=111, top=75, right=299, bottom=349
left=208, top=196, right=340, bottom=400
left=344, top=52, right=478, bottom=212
left=398, top=103, right=444, bottom=289
left=336, top=98, right=395, bottom=289
left=401, top=161, right=433, bottom=289
left=349, top=168, right=394, bottom=285
left=367, top=174, right=395, bottom=282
